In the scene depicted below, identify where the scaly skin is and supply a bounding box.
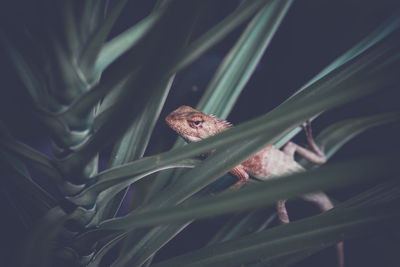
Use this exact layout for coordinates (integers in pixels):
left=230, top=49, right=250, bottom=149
left=166, top=105, right=344, bottom=267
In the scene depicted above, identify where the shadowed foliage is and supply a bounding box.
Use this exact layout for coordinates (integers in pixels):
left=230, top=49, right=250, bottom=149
left=0, top=0, right=399, bottom=266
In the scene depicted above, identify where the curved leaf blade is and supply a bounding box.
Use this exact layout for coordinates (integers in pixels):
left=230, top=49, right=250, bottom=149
left=150, top=200, right=400, bottom=267
left=99, top=155, right=396, bottom=230
left=318, top=112, right=400, bottom=159
left=169, top=0, right=272, bottom=73
left=94, top=9, right=165, bottom=73
left=198, top=0, right=293, bottom=118
left=0, top=133, right=62, bottom=184
left=79, top=0, right=129, bottom=80
left=146, top=0, right=293, bottom=203
left=1, top=36, right=47, bottom=107
left=68, top=159, right=199, bottom=208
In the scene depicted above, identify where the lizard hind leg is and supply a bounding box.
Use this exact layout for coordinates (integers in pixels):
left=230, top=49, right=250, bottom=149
left=276, top=200, right=290, bottom=224
left=301, top=192, right=344, bottom=267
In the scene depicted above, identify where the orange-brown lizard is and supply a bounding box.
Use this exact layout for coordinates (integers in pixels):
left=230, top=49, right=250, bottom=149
left=166, top=105, right=344, bottom=267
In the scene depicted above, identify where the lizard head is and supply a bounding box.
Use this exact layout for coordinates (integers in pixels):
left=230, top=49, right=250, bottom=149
left=165, top=105, right=231, bottom=142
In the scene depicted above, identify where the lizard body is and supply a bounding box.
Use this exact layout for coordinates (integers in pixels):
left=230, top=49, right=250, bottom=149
left=166, top=105, right=344, bottom=267
left=165, top=105, right=323, bottom=185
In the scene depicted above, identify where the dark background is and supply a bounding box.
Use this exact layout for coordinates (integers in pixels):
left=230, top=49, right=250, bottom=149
left=1, top=0, right=399, bottom=266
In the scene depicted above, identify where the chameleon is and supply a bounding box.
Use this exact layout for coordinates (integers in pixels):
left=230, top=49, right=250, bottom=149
left=166, top=105, right=344, bottom=267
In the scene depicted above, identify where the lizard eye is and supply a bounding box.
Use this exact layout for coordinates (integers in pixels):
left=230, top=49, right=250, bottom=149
left=188, top=120, right=202, bottom=128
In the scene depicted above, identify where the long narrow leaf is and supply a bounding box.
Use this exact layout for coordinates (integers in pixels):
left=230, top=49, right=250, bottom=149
left=1, top=151, right=56, bottom=211
left=62, top=69, right=138, bottom=126
left=80, top=0, right=106, bottom=42
left=289, top=9, right=400, bottom=99
left=20, top=207, right=68, bottom=267
left=198, top=0, right=293, bottom=118
left=274, top=12, right=400, bottom=147
left=111, top=223, right=191, bottom=267
left=145, top=0, right=292, bottom=204
left=1, top=36, right=48, bottom=107
left=257, top=181, right=400, bottom=267
left=109, top=33, right=399, bottom=265
left=79, top=0, right=129, bottom=80
left=169, top=0, right=272, bottom=73
left=150, top=201, right=399, bottom=267
left=94, top=9, right=165, bottom=74
left=94, top=75, right=175, bottom=221
left=67, top=159, right=199, bottom=207
left=59, top=1, right=215, bottom=177
left=83, top=49, right=397, bottom=203
left=207, top=112, right=400, bottom=247
left=51, top=40, right=89, bottom=106
left=62, top=1, right=81, bottom=59
left=99, top=155, right=396, bottom=230
left=142, top=57, right=399, bottom=210
left=317, top=112, right=400, bottom=159
left=65, top=0, right=398, bottom=176
left=0, top=134, right=62, bottom=184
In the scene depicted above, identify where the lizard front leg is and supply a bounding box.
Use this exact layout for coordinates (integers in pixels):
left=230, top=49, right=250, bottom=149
left=229, top=165, right=249, bottom=189
left=283, top=120, right=326, bottom=164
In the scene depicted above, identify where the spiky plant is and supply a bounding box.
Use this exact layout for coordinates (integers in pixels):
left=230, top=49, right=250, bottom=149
left=1, top=0, right=399, bottom=266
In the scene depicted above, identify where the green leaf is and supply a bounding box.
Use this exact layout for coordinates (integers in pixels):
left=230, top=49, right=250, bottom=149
left=0, top=132, right=62, bottom=184
left=274, top=12, right=400, bottom=147
left=93, top=75, right=175, bottom=221
left=99, top=155, right=396, bottom=230
left=62, top=68, right=139, bottom=128
left=67, top=159, right=199, bottom=207
left=59, top=0, right=219, bottom=178
left=0, top=151, right=55, bottom=231
left=1, top=151, right=55, bottom=212
left=78, top=38, right=398, bottom=207
left=148, top=53, right=398, bottom=210
left=156, top=44, right=395, bottom=205
left=62, top=1, right=81, bottom=59
left=150, top=200, right=400, bottom=267
left=20, top=207, right=69, bottom=267
left=80, top=0, right=106, bottom=42
left=78, top=0, right=129, bottom=81
left=1, top=36, right=48, bottom=107
left=144, top=0, right=293, bottom=201
left=111, top=223, right=191, bottom=267
left=109, top=76, right=175, bottom=167
left=296, top=112, right=400, bottom=168
left=109, top=0, right=210, bottom=250
left=69, top=0, right=204, bottom=192
left=58, top=72, right=151, bottom=177
left=197, top=0, right=293, bottom=118
left=51, top=40, right=89, bottom=105
left=103, top=29, right=399, bottom=265
left=94, top=8, right=165, bottom=74
left=287, top=9, right=400, bottom=99
left=318, top=112, right=400, bottom=159
left=206, top=210, right=277, bottom=246
left=86, top=233, right=126, bottom=267
left=257, top=181, right=400, bottom=267
left=208, top=112, right=400, bottom=247
left=169, top=0, right=273, bottom=73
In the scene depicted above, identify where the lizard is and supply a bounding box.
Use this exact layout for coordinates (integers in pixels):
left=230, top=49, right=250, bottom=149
left=165, top=105, right=344, bottom=267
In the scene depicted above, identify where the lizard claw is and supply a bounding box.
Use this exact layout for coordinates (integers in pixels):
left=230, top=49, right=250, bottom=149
left=302, top=120, right=313, bottom=140
left=303, top=120, right=325, bottom=159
